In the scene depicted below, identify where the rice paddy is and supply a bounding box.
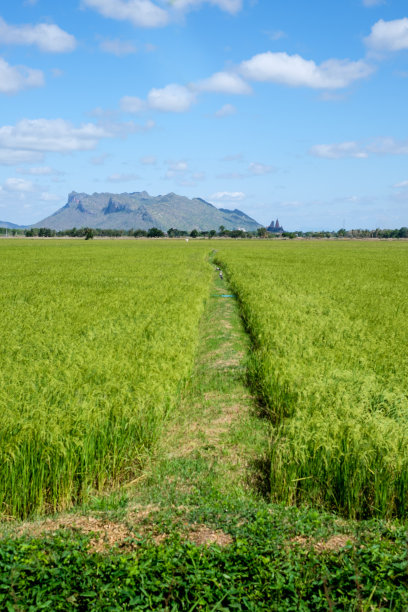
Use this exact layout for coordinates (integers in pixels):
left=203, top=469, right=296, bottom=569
left=1, top=238, right=408, bottom=522
left=216, top=240, right=408, bottom=518
left=0, top=240, right=211, bottom=518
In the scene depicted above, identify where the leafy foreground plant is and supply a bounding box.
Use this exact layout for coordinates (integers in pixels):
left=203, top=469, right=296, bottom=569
left=1, top=501, right=407, bottom=610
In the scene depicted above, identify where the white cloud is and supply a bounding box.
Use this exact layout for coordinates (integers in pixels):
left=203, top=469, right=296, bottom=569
left=210, top=191, right=245, bottom=201
left=365, top=18, right=408, bottom=52
left=82, top=0, right=169, bottom=28
left=0, top=17, right=76, bottom=52
left=83, top=0, right=243, bottom=29
left=195, top=71, right=251, bottom=94
left=310, top=138, right=408, bottom=159
left=140, top=155, right=157, bottom=165
left=240, top=51, right=374, bottom=89
left=100, top=38, right=138, bottom=55
left=107, top=172, right=140, bottom=182
left=4, top=178, right=35, bottom=192
left=310, top=142, right=368, bottom=159
left=167, top=160, right=188, bottom=172
left=147, top=83, right=196, bottom=112
left=215, top=103, right=236, bottom=117
left=0, top=57, right=44, bottom=94
left=0, top=118, right=144, bottom=154
left=120, top=96, right=146, bottom=112
left=248, top=162, right=276, bottom=175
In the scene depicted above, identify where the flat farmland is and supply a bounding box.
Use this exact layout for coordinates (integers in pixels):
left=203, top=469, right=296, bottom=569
left=216, top=240, right=408, bottom=518
left=0, top=240, right=211, bottom=518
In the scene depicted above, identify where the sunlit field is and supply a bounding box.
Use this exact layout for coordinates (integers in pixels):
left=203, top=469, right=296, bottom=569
left=217, top=240, right=408, bottom=518
left=0, top=240, right=211, bottom=517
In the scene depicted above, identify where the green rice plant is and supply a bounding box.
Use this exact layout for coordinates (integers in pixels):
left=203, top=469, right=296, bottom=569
left=216, top=240, right=408, bottom=518
left=0, top=240, right=212, bottom=517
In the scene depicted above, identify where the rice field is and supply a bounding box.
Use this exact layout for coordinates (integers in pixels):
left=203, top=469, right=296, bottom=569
left=0, top=240, right=211, bottom=518
left=216, top=240, right=408, bottom=518
left=2, top=238, right=408, bottom=521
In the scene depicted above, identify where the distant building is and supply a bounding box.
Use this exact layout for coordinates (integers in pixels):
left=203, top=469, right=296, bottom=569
left=267, top=218, right=284, bottom=233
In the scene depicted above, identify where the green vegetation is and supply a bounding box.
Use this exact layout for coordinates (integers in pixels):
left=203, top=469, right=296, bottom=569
left=1, top=261, right=407, bottom=610
left=216, top=240, right=408, bottom=518
left=1, top=240, right=408, bottom=608
left=0, top=240, right=211, bottom=518
left=1, top=504, right=408, bottom=610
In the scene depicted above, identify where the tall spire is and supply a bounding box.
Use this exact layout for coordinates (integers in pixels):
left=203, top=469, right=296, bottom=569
left=276, top=218, right=280, bottom=229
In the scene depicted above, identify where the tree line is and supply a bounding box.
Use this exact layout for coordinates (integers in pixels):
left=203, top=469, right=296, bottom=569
left=1, top=226, right=408, bottom=239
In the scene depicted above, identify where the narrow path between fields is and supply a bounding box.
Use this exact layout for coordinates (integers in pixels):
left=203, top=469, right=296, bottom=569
left=10, top=262, right=270, bottom=549
left=158, top=260, right=269, bottom=496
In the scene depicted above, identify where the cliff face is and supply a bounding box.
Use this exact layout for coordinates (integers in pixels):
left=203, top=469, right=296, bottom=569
left=32, top=191, right=262, bottom=231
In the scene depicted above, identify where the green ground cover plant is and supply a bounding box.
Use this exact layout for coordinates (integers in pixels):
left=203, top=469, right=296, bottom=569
left=216, top=240, right=408, bottom=518
left=0, top=240, right=211, bottom=518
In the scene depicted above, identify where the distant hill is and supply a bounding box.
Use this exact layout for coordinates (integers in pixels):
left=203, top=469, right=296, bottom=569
left=32, top=191, right=261, bottom=232
left=0, top=221, right=25, bottom=229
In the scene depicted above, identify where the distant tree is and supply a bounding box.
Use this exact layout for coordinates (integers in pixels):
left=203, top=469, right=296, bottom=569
left=209, top=229, right=216, bottom=238
left=229, top=229, right=246, bottom=238
left=147, top=227, right=164, bottom=238
left=337, top=228, right=347, bottom=237
left=84, top=227, right=94, bottom=240
left=134, top=229, right=147, bottom=237
left=257, top=227, right=268, bottom=238
left=190, top=229, right=199, bottom=238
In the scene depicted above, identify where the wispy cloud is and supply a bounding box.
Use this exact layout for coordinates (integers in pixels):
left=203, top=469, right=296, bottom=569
left=0, top=118, right=153, bottom=162
left=147, top=84, right=196, bottom=112
left=215, top=104, right=236, bottom=117
left=99, top=38, right=138, bottom=55
left=0, top=58, right=44, bottom=94
left=210, top=191, right=246, bottom=201
left=362, top=0, right=385, bottom=7
left=240, top=51, right=374, bottom=89
left=310, top=142, right=368, bottom=159
left=365, top=18, right=408, bottom=52
left=310, top=137, right=408, bottom=159
left=82, top=0, right=243, bottom=29
left=107, top=172, right=140, bottom=182
left=0, top=16, right=76, bottom=52
left=194, top=71, right=251, bottom=94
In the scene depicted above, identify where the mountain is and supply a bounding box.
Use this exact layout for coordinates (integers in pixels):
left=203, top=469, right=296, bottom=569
left=32, top=191, right=261, bottom=232
left=0, top=221, right=26, bottom=229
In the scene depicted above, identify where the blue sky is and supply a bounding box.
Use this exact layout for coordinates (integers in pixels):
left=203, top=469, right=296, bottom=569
left=0, top=0, right=408, bottom=230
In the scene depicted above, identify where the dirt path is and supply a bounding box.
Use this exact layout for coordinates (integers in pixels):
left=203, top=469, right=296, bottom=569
left=162, top=263, right=267, bottom=495
left=6, top=263, right=270, bottom=548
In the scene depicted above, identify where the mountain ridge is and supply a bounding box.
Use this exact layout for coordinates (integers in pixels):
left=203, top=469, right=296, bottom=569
left=29, top=191, right=261, bottom=232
